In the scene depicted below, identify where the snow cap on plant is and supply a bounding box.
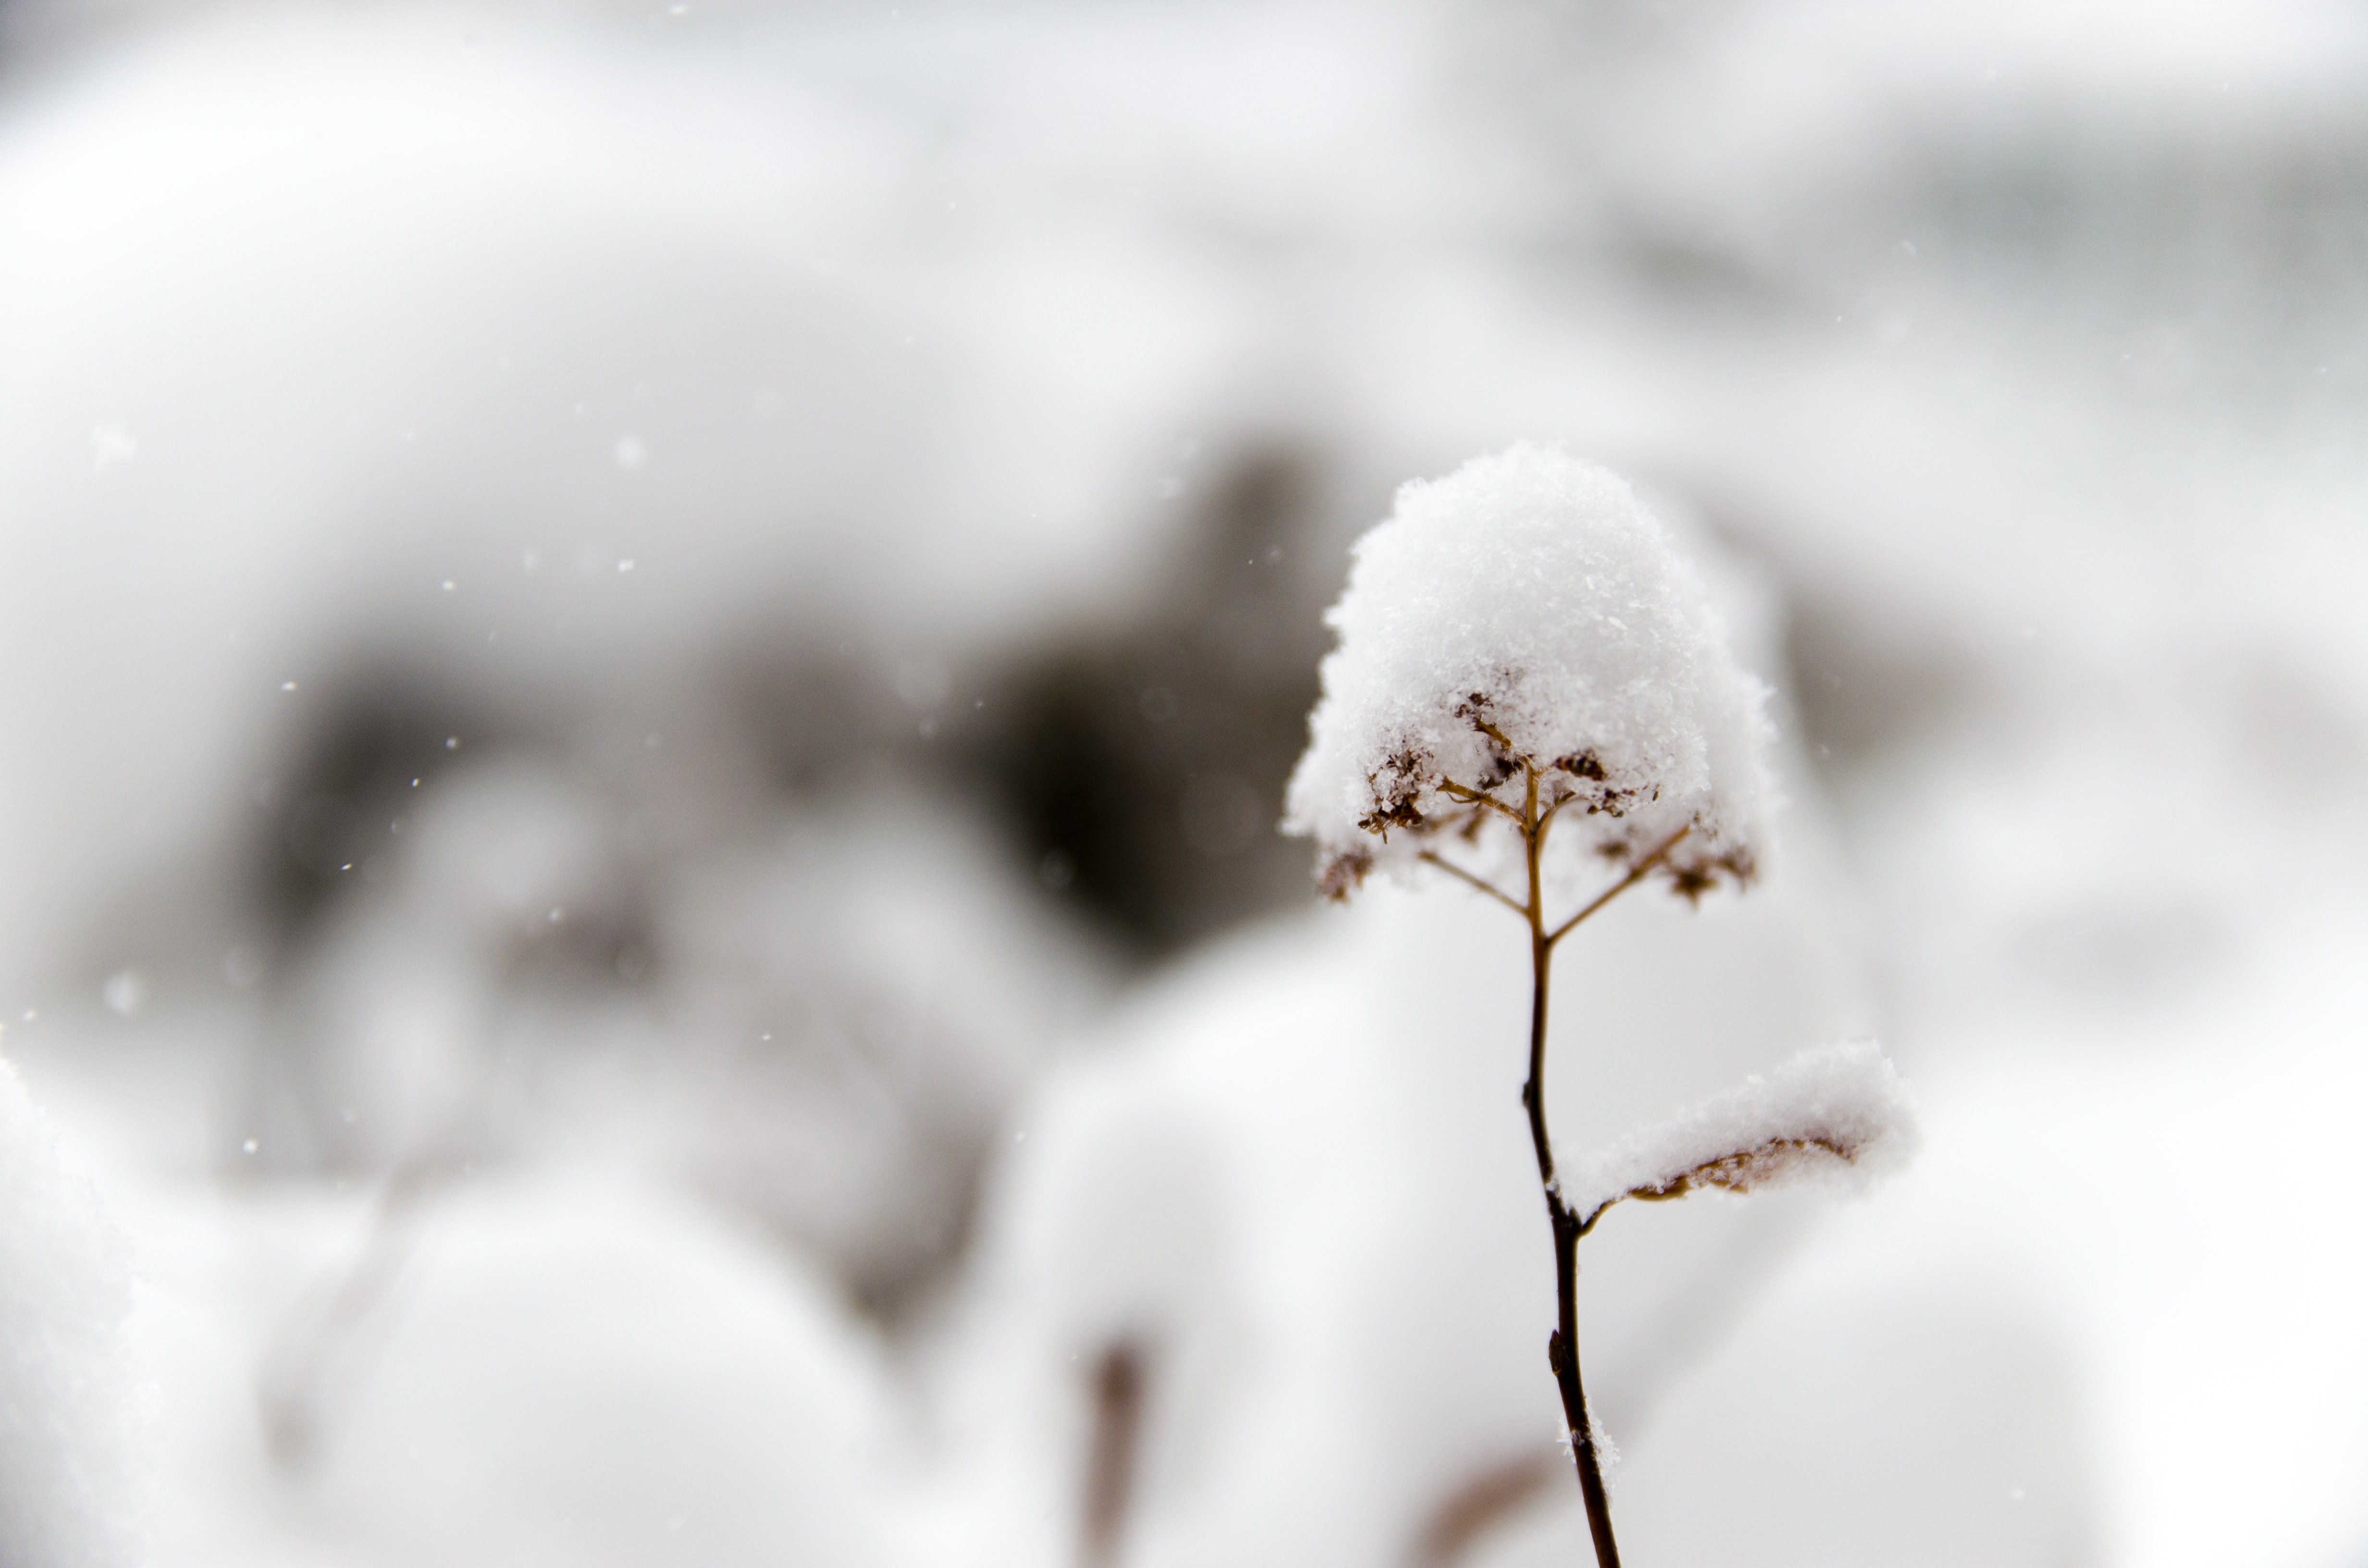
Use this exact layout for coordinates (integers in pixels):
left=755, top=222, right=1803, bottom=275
left=1284, top=442, right=1776, bottom=901
left=1569, top=1041, right=1920, bottom=1232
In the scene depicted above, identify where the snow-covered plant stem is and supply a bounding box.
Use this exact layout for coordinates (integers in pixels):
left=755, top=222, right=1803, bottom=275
left=1287, top=445, right=1916, bottom=1567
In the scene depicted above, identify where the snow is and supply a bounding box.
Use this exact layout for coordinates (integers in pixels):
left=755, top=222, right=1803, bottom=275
left=0, top=1057, right=141, bottom=1568
left=1569, top=1041, right=1919, bottom=1228
left=0, top=0, right=2366, bottom=1565
left=939, top=841, right=1881, bottom=1568
left=1284, top=444, right=1776, bottom=905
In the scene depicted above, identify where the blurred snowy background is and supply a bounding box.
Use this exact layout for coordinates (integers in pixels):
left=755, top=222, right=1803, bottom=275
left=1, top=0, right=2365, bottom=1564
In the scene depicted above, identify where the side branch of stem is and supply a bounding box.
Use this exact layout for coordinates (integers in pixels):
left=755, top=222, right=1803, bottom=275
left=1435, top=778, right=1525, bottom=824
left=1544, top=825, right=1691, bottom=948
left=1417, top=850, right=1525, bottom=915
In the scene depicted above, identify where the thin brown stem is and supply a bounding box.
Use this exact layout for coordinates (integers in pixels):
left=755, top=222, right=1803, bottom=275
left=1080, top=1338, right=1148, bottom=1568
left=1469, top=716, right=1519, bottom=758
left=1420, top=761, right=1683, bottom=1564
left=1514, top=762, right=1622, bottom=1568
left=1544, top=826, right=1692, bottom=949
left=1436, top=778, right=1525, bottom=824
left=255, top=1151, right=447, bottom=1472
left=1407, top=1452, right=1556, bottom=1568
left=1418, top=850, right=1526, bottom=916
left=1536, top=789, right=1576, bottom=836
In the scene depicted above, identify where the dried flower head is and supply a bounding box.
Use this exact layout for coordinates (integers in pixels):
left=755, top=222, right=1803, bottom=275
left=1567, top=1041, right=1922, bottom=1233
left=1284, top=443, right=1776, bottom=902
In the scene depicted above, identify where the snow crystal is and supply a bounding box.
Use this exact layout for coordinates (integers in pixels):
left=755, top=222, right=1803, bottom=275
left=1568, top=1041, right=1919, bottom=1227
left=1284, top=443, right=1776, bottom=905
left=1589, top=1403, right=1620, bottom=1493
left=0, top=1058, right=140, bottom=1567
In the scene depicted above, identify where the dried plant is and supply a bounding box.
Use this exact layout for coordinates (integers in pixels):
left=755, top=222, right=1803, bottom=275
left=1286, top=445, right=1916, bottom=1567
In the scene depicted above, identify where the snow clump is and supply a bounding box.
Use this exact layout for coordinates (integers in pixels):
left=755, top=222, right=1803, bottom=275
left=1568, top=1041, right=1920, bottom=1228
left=0, top=1057, right=141, bottom=1568
left=1284, top=443, right=1776, bottom=903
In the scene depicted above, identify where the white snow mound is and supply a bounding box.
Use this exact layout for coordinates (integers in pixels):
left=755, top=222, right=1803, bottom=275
left=0, top=1058, right=140, bottom=1568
